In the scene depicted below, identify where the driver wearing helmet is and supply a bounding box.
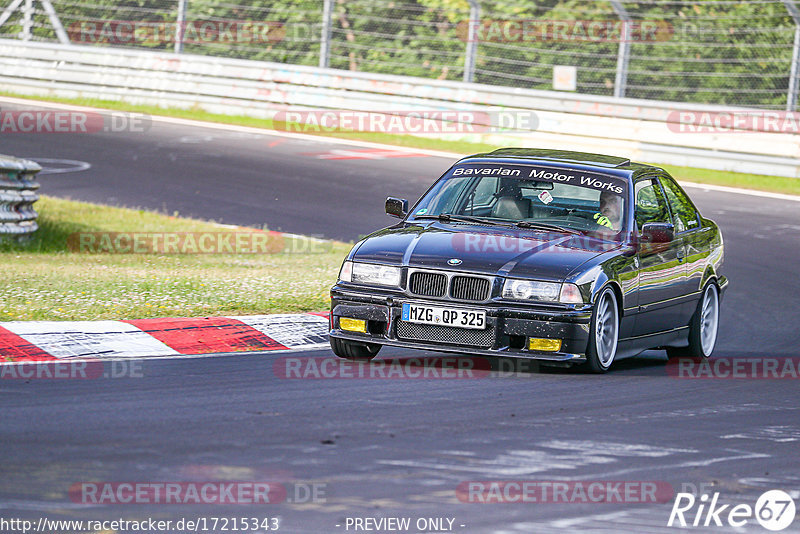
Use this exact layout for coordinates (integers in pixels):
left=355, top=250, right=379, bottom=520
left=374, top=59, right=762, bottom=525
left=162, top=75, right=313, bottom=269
left=594, top=191, right=623, bottom=231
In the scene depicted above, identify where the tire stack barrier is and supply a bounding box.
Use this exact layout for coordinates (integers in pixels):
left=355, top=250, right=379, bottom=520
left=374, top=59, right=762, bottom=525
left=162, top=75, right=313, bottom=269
left=0, top=154, right=42, bottom=239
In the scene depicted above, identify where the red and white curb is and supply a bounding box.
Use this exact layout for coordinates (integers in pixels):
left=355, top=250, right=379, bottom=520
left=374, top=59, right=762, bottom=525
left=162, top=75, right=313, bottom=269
left=0, top=313, right=331, bottom=364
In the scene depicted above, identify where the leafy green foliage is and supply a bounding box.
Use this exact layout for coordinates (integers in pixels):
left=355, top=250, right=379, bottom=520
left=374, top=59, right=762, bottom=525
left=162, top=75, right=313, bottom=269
left=6, top=0, right=796, bottom=108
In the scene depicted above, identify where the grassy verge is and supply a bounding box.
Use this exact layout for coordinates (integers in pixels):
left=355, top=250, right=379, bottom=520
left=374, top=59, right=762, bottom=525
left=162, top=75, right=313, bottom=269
left=657, top=164, right=800, bottom=195
left=3, top=90, right=798, bottom=196
left=0, top=196, right=350, bottom=321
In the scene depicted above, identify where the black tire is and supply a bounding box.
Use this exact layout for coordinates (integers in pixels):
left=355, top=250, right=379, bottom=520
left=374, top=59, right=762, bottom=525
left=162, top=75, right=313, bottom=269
left=330, top=337, right=381, bottom=361
left=584, top=287, right=620, bottom=373
left=667, top=282, right=720, bottom=359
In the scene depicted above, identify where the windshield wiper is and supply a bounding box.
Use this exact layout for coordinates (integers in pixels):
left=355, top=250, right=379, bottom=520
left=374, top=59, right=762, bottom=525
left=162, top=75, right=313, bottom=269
left=413, top=214, right=512, bottom=227
left=515, top=220, right=584, bottom=235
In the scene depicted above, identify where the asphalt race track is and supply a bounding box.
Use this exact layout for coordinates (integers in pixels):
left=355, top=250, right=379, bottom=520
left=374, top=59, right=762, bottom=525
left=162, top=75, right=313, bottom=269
left=2, top=100, right=800, bottom=533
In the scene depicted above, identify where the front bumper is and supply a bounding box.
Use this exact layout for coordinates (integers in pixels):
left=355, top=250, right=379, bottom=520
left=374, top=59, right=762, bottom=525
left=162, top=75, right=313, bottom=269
left=329, top=285, right=592, bottom=363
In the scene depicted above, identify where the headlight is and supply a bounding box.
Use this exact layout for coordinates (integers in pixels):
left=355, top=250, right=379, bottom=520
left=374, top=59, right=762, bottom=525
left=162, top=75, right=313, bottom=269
left=502, top=279, right=560, bottom=302
left=502, top=279, right=584, bottom=304
left=339, top=261, right=401, bottom=287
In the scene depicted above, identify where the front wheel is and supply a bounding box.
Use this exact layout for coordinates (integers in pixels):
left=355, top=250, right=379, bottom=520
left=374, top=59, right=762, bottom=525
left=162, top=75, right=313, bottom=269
left=585, top=287, right=619, bottom=373
left=667, top=282, right=720, bottom=359
left=330, top=337, right=381, bottom=361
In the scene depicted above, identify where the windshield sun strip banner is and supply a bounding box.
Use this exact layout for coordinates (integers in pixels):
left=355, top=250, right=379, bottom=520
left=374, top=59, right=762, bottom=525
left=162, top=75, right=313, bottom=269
left=449, top=163, right=626, bottom=194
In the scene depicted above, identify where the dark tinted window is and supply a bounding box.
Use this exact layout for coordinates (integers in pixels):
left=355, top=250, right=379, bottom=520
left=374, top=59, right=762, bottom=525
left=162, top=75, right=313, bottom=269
left=634, top=178, right=670, bottom=231
left=660, top=177, right=700, bottom=233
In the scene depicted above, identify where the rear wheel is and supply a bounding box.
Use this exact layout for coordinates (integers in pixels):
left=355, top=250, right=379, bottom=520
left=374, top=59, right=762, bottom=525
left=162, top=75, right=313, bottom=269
left=330, top=337, right=381, bottom=361
left=667, top=282, right=719, bottom=359
left=585, top=287, right=619, bottom=373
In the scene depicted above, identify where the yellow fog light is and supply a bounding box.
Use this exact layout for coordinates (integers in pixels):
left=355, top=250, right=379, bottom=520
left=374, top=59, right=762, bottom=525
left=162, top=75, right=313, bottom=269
left=528, top=337, right=561, bottom=352
left=340, top=317, right=367, bottom=334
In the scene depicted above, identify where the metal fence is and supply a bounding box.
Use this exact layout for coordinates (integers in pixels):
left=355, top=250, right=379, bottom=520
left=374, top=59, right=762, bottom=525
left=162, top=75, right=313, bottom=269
left=1, top=0, right=798, bottom=110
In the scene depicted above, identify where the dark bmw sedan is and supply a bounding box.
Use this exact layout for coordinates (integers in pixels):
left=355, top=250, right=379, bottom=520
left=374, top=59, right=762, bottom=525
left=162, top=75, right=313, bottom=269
left=329, top=148, right=727, bottom=372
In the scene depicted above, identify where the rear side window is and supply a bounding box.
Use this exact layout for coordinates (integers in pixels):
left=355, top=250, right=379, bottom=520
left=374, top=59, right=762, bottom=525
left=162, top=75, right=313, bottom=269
left=634, top=179, right=671, bottom=231
left=660, top=177, right=700, bottom=233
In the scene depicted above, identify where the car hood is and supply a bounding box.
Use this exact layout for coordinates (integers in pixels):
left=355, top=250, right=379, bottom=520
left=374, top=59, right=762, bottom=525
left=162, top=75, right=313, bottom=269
left=352, top=223, right=619, bottom=281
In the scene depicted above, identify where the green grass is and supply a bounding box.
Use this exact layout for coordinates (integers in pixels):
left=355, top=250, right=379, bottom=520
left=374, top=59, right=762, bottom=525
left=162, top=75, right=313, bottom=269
left=0, top=196, right=350, bottom=321
left=657, top=164, right=800, bottom=196
left=4, top=90, right=797, bottom=196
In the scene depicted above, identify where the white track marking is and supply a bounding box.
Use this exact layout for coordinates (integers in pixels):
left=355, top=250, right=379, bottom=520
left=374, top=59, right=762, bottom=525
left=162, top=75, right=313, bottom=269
left=721, top=425, right=800, bottom=443
left=574, top=449, right=771, bottom=480
left=539, top=441, right=697, bottom=457
left=549, top=510, right=638, bottom=530
left=378, top=442, right=697, bottom=478
left=26, top=158, right=92, bottom=175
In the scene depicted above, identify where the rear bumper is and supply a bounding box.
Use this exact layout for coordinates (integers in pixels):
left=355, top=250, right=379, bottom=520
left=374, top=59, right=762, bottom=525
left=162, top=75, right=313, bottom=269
left=329, top=286, right=592, bottom=364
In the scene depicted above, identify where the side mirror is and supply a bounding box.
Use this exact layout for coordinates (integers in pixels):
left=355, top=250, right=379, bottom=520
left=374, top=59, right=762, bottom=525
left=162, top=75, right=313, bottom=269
left=385, top=197, right=409, bottom=218
left=641, top=222, right=674, bottom=244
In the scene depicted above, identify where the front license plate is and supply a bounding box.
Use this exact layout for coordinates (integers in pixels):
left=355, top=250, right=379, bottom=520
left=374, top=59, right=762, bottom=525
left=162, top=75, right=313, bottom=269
left=401, top=303, right=486, bottom=329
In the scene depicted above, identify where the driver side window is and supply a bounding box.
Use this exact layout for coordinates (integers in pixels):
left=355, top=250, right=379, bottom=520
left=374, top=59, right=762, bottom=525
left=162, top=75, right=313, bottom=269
left=634, top=179, right=671, bottom=232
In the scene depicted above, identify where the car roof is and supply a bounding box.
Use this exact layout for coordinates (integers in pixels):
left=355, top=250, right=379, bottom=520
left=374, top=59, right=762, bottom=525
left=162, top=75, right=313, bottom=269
left=457, top=148, right=664, bottom=181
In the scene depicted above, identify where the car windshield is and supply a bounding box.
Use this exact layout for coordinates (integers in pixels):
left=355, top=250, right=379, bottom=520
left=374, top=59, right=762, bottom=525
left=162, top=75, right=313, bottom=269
left=408, top=162, right=628, bottom=239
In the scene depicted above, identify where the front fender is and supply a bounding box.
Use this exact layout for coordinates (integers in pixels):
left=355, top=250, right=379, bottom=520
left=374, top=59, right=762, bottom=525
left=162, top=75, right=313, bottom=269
left=570, top=252, right=636, bottom=314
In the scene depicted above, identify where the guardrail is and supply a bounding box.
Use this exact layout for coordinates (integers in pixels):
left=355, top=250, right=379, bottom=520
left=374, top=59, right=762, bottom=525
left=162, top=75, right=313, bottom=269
left=0, top=154, right=42, bottom=239
left=0, top=39, right=798, bottom=178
